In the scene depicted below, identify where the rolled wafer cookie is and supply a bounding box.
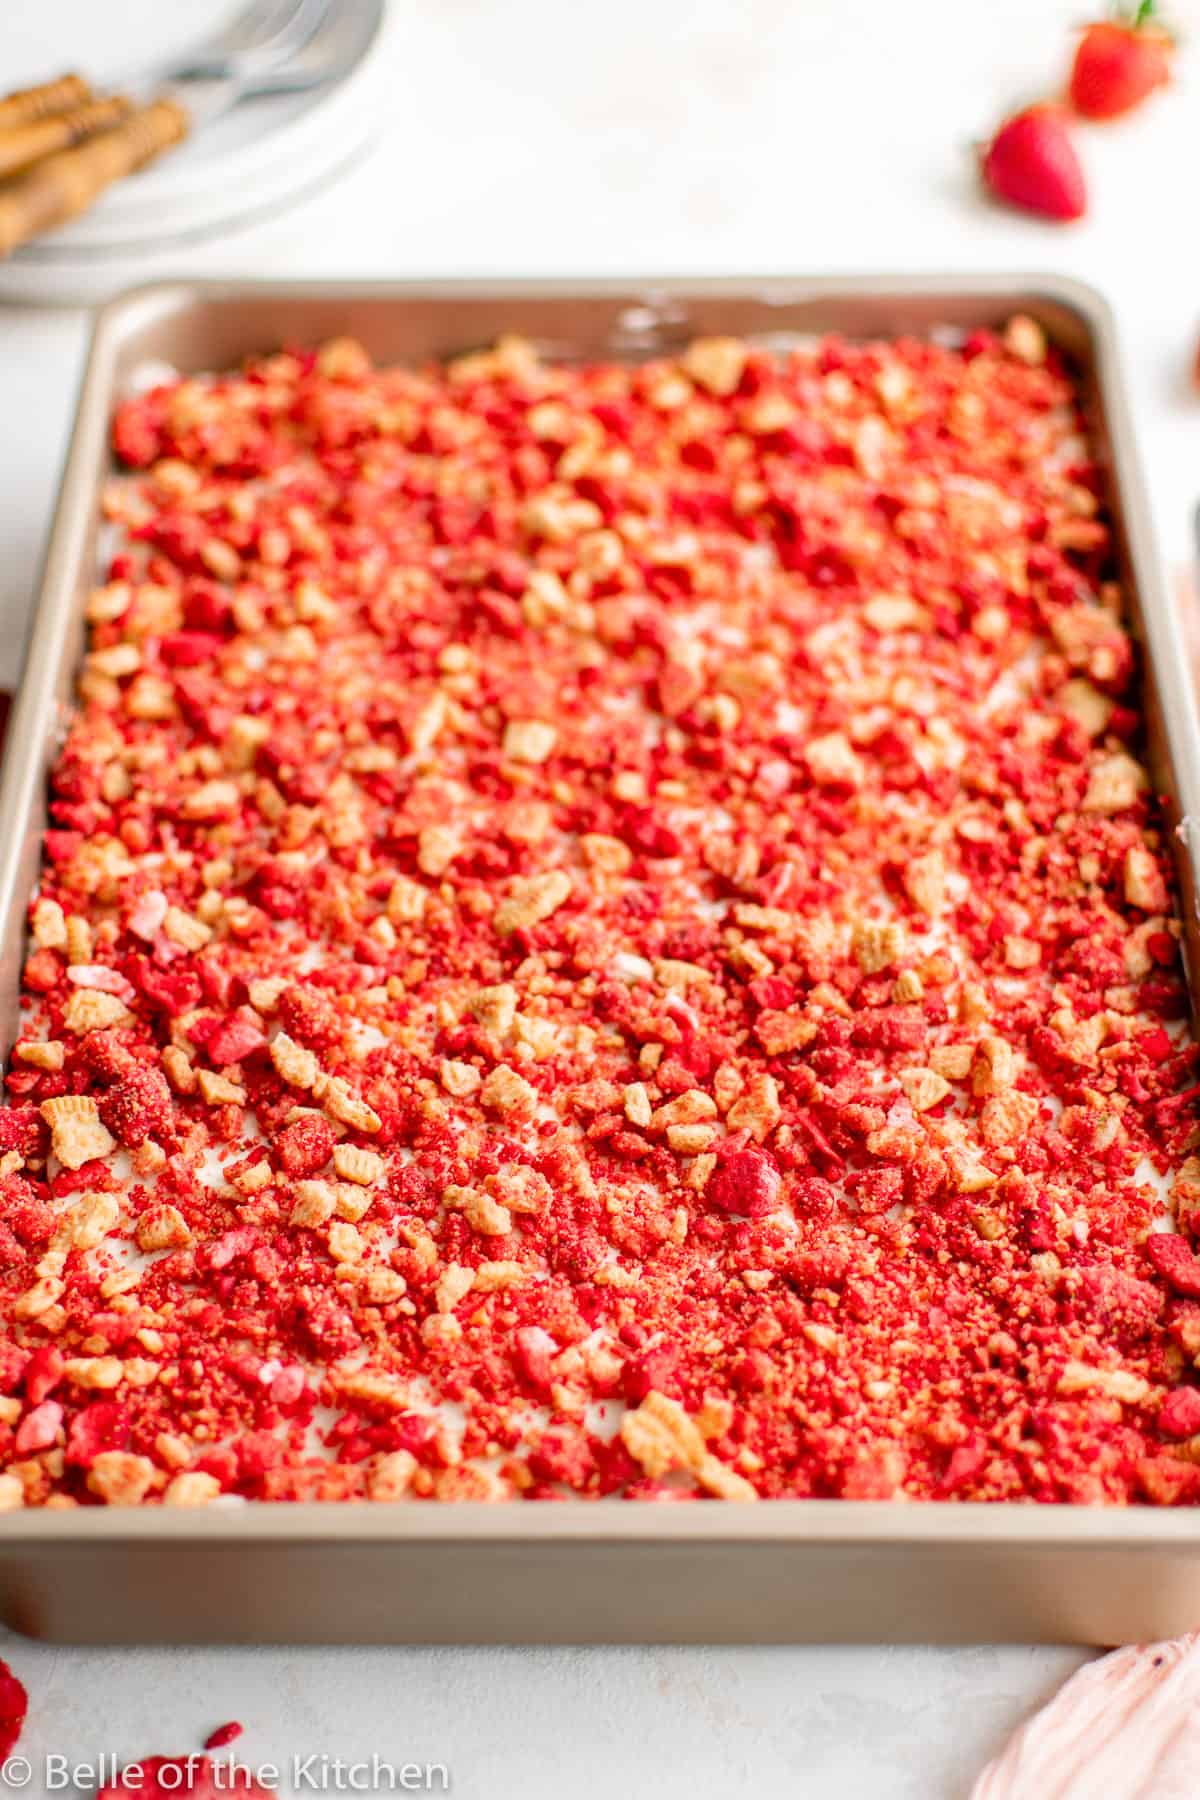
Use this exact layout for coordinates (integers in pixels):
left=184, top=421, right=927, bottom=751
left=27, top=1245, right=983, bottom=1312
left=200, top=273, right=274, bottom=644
left=0, top=74, right=91, bottom=134
left=0, top=95, right=133, bottom=183
left=0, top=98, right=190, bottom=257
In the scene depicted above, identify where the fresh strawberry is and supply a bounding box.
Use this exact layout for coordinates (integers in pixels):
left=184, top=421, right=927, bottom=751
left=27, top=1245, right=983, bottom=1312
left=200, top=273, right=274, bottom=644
left=1070, top=4, right=1173, bottom=120
left=982, top=105, right=1087, bottom=222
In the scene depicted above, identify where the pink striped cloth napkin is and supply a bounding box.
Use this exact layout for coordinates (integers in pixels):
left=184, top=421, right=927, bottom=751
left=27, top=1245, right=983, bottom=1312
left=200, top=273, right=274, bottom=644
left=970, top=1636, right=1200, bottom=1798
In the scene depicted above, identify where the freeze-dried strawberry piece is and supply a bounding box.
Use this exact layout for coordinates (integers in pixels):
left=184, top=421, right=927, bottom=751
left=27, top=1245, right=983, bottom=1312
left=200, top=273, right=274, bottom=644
left=205, top=1011, right=267, bottom=1068
left=23, top=1345, right=63, bottom=1405
left=2, top=1071, right=42, bottom=1098
left=387, top=1162, right=433, bottom=1214
left=1159, top=1387, right=1200, bottom=1440
left=197, top=960, right=237, bottom=1009
left=135, top=960, right=204, bottom=1016
left=111, top=397, right=164, bottom=466
left=850, top=1008, right=925, bottom=1052
left=43, top=828, right=83, bottom=863
left=274, top=1115, right=335, bottom=1178
left=748, top=975, right=796, bottom=1012
left=99, top=1066, right=172, bottom=1147
left=22, top=947, right=63, bottom=992
left=622, top=807, right=682, bottom=859
left=256, top=884, right=301, bottom=921
left=236, top=1430, right=285, bottom=1482
left=15, top=1399, right=62, bottom=1454
left=623, top=1345, right=682, bottom=1402
left=1076, top=1266, right=1161, bottom=1340
left=182, top=581, right=232, bottom=632
left=277, top=985, right=343, bottom=1050
left=529, top=1426, right=595, bottom=1487
left=790, top=1177, right=838, bottom=1221
left=848, top=1167, right=905, bottom=1216
left=0, top=1107, right=43, bottom=1159
left=160, top=631, right=223, bottom=666
left=1145, top=1234, right=1200, bottom=1299
left=174, top=672, right=234, bottom=742
left=0, top=1344, right=28, bottom=1395
left=269, top=1366, right=306, bottom=1409
left=65, top=1401, right=129, bottom=1468
left=2, top=1178, right=54, bottom=1246
left=207, top=1227, right=259, bottom=1271
left=193, top=1447, right=238, bottom=1489
left=294, top=1291, right=360, bottom=1358
left=937, top=1441, right=987, bottom=1496
left=79, top=1033, right=135, bottom=1082
left=514, top=1326, right=558, bottom=1393
left=706, top=1147, right=782, bottom=1217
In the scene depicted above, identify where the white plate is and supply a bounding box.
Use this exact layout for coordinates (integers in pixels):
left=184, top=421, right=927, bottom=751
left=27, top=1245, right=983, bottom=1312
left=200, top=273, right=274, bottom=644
left=0, top=0, right=393, bottom=302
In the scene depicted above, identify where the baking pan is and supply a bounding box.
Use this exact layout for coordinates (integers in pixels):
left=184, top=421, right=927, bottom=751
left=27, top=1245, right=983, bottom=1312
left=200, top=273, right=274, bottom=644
left=2, top=275, right=1199, bottom=1647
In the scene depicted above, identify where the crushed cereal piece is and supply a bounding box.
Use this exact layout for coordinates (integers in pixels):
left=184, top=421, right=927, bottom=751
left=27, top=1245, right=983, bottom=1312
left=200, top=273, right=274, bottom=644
left=270, top=1032, right=320, bottom=1091
left=1083, top=751, right=1147, bottom=815
left=502, top=719, right=558, bottom=764
left=87, top=1451, right=156, bottom=1506
left=332, top=1144, right=383, bottom=1186
left=196, top=1069, right=245, bottom=1107
left=313, top=1073, right=381, bottom=1133
left=62, top=989, right=131, bottom=1034
left=493, top=870, right=572, bottom=936
left=480, top=1064, right=538, bottom=1116
left=40, top=1096, right=115, bottom=1169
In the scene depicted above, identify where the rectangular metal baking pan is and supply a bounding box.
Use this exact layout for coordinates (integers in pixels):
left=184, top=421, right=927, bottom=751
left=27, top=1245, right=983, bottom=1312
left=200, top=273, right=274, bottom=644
left=2, top=275, right=1200, bottom=1646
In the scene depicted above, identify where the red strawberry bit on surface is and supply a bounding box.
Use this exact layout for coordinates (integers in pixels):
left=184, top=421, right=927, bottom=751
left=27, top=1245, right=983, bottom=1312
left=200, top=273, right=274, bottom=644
left=1145, top=1233, right=1200, bottom=1299
left=204, top=1722, right=244, bottom=1750
left=1070, top=4, right=1173, bottom=120
left=0, top=1661, right=27, bottom=1761
left=1159, top=1386, right=1200, bottom=1439
left=982, top=105, right=1087, bottom=221
left=99, top=1756, right=267, bottom=1797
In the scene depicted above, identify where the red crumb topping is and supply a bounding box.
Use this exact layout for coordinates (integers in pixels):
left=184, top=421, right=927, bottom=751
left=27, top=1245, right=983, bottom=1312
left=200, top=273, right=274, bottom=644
left=0, top=1659, right=26, bottom=1759
left=2, top=318, right=1199, bottom=1507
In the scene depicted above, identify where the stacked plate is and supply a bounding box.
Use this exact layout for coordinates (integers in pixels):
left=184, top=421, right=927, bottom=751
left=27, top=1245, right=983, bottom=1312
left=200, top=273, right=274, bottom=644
left=0, top=0, right=393, bottom=303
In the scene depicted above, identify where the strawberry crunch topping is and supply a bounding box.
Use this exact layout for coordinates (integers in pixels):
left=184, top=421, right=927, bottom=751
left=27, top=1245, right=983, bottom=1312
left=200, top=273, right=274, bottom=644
left=2, top=319, right=1199, bottom=1507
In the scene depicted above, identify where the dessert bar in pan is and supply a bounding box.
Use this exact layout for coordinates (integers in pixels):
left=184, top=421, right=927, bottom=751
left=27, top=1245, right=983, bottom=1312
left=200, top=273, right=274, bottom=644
left=0, top=278, right=1199, bottom=1644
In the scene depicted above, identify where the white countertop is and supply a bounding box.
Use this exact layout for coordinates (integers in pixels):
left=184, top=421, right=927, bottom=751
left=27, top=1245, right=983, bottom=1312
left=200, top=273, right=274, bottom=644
left=0, top=0, right=1194, bottom=1791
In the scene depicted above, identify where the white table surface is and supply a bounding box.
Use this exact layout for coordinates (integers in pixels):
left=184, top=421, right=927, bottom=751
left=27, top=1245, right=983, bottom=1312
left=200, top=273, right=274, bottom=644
left=0, top=0, right=1195, bottom=1791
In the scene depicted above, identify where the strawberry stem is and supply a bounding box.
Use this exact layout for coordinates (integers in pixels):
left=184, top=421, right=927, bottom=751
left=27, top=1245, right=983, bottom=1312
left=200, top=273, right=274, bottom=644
left=1111, top=0, right=1159, bottom=22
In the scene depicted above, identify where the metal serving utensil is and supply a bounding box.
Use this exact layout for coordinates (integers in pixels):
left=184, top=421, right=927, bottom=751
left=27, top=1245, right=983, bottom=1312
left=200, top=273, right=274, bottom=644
left=119, top=0, right=331, bottom=89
